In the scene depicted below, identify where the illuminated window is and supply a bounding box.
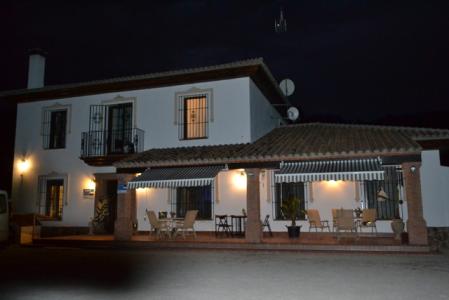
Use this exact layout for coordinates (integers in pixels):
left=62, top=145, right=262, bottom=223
left=183, top=96, right=207, bottom=139
left=38, top=174, right=68, bottom=220
left=175, top=88, right=213, bottom=140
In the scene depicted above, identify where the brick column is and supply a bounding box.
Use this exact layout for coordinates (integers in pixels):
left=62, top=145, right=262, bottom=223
left=114, top=174, right=136, bottom=241
left=245, top=168, right=262, bottom=243
left=402, top=162, right=428, bottom=245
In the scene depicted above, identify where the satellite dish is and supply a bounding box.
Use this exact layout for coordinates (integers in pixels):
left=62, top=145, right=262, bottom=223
left=279, top=78, right=295, bottom=97
left=287, top=106, right=300, bottom=121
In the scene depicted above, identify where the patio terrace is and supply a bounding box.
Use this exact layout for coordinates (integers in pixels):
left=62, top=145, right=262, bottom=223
left=32, top=232, right=430, bottom=253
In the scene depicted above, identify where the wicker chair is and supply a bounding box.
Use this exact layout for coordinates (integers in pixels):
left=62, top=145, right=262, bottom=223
left=307, top=209, right=331, bottom=232
left=175, top=210, right=198, bottom=239
left=331, top=209, right=339, bottom=232
left=146, top=209, right=169, bottom=239
left=335, top=209, right=358, bottom=239
left=358, top=208, right=377, bottom=235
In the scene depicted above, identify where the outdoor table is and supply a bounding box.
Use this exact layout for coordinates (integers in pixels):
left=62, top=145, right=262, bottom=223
left=230, top=215, right=247, bottom=237
left=159, top=217, right=184, bottom=239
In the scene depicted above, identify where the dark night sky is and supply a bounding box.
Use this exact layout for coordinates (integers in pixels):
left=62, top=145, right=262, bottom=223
left=1, top=0, right=449, bottom=192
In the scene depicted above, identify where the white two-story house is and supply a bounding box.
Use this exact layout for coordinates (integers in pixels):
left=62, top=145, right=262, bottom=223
left=3, top=52, right=449, bottom=246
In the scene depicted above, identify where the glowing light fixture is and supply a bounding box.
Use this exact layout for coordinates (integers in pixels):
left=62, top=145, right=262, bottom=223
left=86, top=178, right=96, bottom=190
left=17, top=159, right=31, bottom=175
left=83, top=178, right=96, bottom=197
left=233, top=169, right=247, bottom=190
left=325, top=180, right=341, bottom=188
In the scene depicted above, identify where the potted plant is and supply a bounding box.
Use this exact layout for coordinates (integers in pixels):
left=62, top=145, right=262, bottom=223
left=281, top=195, right=302, bottom=238
left=390, top=199, right=405, bottom=241
left=89, top=197, right=109, bottom=234
left=378, top=186, right=405, bottom=241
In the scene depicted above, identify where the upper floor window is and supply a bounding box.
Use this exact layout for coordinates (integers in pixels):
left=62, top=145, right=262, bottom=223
left=175, top=88, right=213, bottom=140
left=42, top=104, right=71, bottom=150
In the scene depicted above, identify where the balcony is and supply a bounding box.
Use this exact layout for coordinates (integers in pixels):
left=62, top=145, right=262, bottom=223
left=80, top=128, right=144, bottom=166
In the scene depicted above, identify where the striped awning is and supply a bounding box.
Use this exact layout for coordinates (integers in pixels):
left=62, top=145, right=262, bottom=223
left=275, top=158, right=384, bottom=183
left=127, top=165, right=224, bottom=189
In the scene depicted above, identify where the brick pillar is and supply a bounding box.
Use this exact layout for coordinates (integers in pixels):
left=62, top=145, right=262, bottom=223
left=402, top=162, right=428, bottom=245
left=246, top=168, right=262, bottom=243
left=114, top=174, right=136, bottom=241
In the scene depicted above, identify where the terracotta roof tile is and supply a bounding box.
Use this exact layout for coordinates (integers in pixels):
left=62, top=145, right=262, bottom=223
left=115, top=123, right=449, bottom=168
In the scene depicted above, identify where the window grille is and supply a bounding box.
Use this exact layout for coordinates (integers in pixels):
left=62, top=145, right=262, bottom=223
left=172, top=185, right=213, bottom=220
left=176, top=94, right=209, bottom=140
left=364, top=166, right=403, bottom=220
left=273, top=182, right=306, bottom=220
left=37, top=174, right=68, bottom=220
left=42, top=109, right=67, bottom=149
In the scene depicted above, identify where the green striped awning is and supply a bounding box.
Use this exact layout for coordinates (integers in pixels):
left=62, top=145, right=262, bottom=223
left=127, top=165, right=224, bottom=189
left=275, top=158, right=384, bottom=183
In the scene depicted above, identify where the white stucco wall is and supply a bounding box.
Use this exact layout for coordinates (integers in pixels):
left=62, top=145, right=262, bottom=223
left=12, top=77, right=267, bottom=227
left=137, top=78, right=252, bottom=148
left=421, top=150, right=449, bottom=227
left=249, top=79, right=283, bottom=141
left=12, top=98, right=115, bottom=226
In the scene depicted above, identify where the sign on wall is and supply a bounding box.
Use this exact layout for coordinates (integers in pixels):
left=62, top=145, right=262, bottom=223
left=83, top=189, right=95, bottom=198
left=117, top=183, right=128, bottom=194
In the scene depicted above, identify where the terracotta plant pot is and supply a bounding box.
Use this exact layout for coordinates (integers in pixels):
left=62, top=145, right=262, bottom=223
left=391, top=219, right=405, bottom=240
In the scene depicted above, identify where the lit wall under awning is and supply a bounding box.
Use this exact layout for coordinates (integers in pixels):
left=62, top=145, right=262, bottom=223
left=275, top=158, right=385, bottom=182
left=127, top=165, right=224, bottom=189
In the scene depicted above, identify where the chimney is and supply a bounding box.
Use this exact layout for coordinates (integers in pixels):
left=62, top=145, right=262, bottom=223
left=27, top=49, right=47, bottom=89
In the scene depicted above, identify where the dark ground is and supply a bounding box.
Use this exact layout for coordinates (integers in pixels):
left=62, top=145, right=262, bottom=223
left=1, top=245, right=448, bottom=300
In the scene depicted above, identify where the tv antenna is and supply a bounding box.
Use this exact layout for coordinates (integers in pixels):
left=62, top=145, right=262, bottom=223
left=275, top=7, right=287, bottom=33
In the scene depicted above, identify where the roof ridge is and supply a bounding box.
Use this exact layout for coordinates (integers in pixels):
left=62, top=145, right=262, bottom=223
left=281, top=122, right=449, bottom=133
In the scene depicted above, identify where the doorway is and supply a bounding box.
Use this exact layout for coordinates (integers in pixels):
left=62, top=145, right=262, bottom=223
left=103, top=180, right=118, bottom=234
left=107, top=103, right=132, bottom=154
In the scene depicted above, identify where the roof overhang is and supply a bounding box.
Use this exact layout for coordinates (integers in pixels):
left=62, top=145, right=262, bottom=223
left=0, top=59, right=288, bottom=114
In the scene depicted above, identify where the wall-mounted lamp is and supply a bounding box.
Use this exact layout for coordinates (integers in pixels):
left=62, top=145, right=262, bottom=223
left=83, top=178, right=96, bottom=197
left=325, top=180, right=340, bottom=188
left=233, top=169, right=247, bottom=190
left=17, top=159, right=31, bottom=176
left=86, top=178, right=96, bottom=190
left=410, top=165, right=416, bottom=173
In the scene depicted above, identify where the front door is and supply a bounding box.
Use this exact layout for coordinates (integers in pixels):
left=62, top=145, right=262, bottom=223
left=107, top=103, right=132, bottom=154
left=104, top=180, right=118, bottom=234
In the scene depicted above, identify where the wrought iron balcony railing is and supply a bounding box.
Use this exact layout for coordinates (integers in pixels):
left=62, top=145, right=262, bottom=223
left=81, top=128, right=144, bottom=158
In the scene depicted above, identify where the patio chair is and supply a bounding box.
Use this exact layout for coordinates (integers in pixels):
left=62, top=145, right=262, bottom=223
left=358, top=208, right=377, bottom=235
left=215, top=214, right=232, bottom=237
left=175, top=210, right=198, bottom=239
left=146, top=209, right=169, bottom=239
left=307, top=209, right=331, bottom=232
left=261, top=215, right=273, bottom=237
left=335, top=209, right=358, bottom=240
left=331, top=209, right=339, bottom=232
